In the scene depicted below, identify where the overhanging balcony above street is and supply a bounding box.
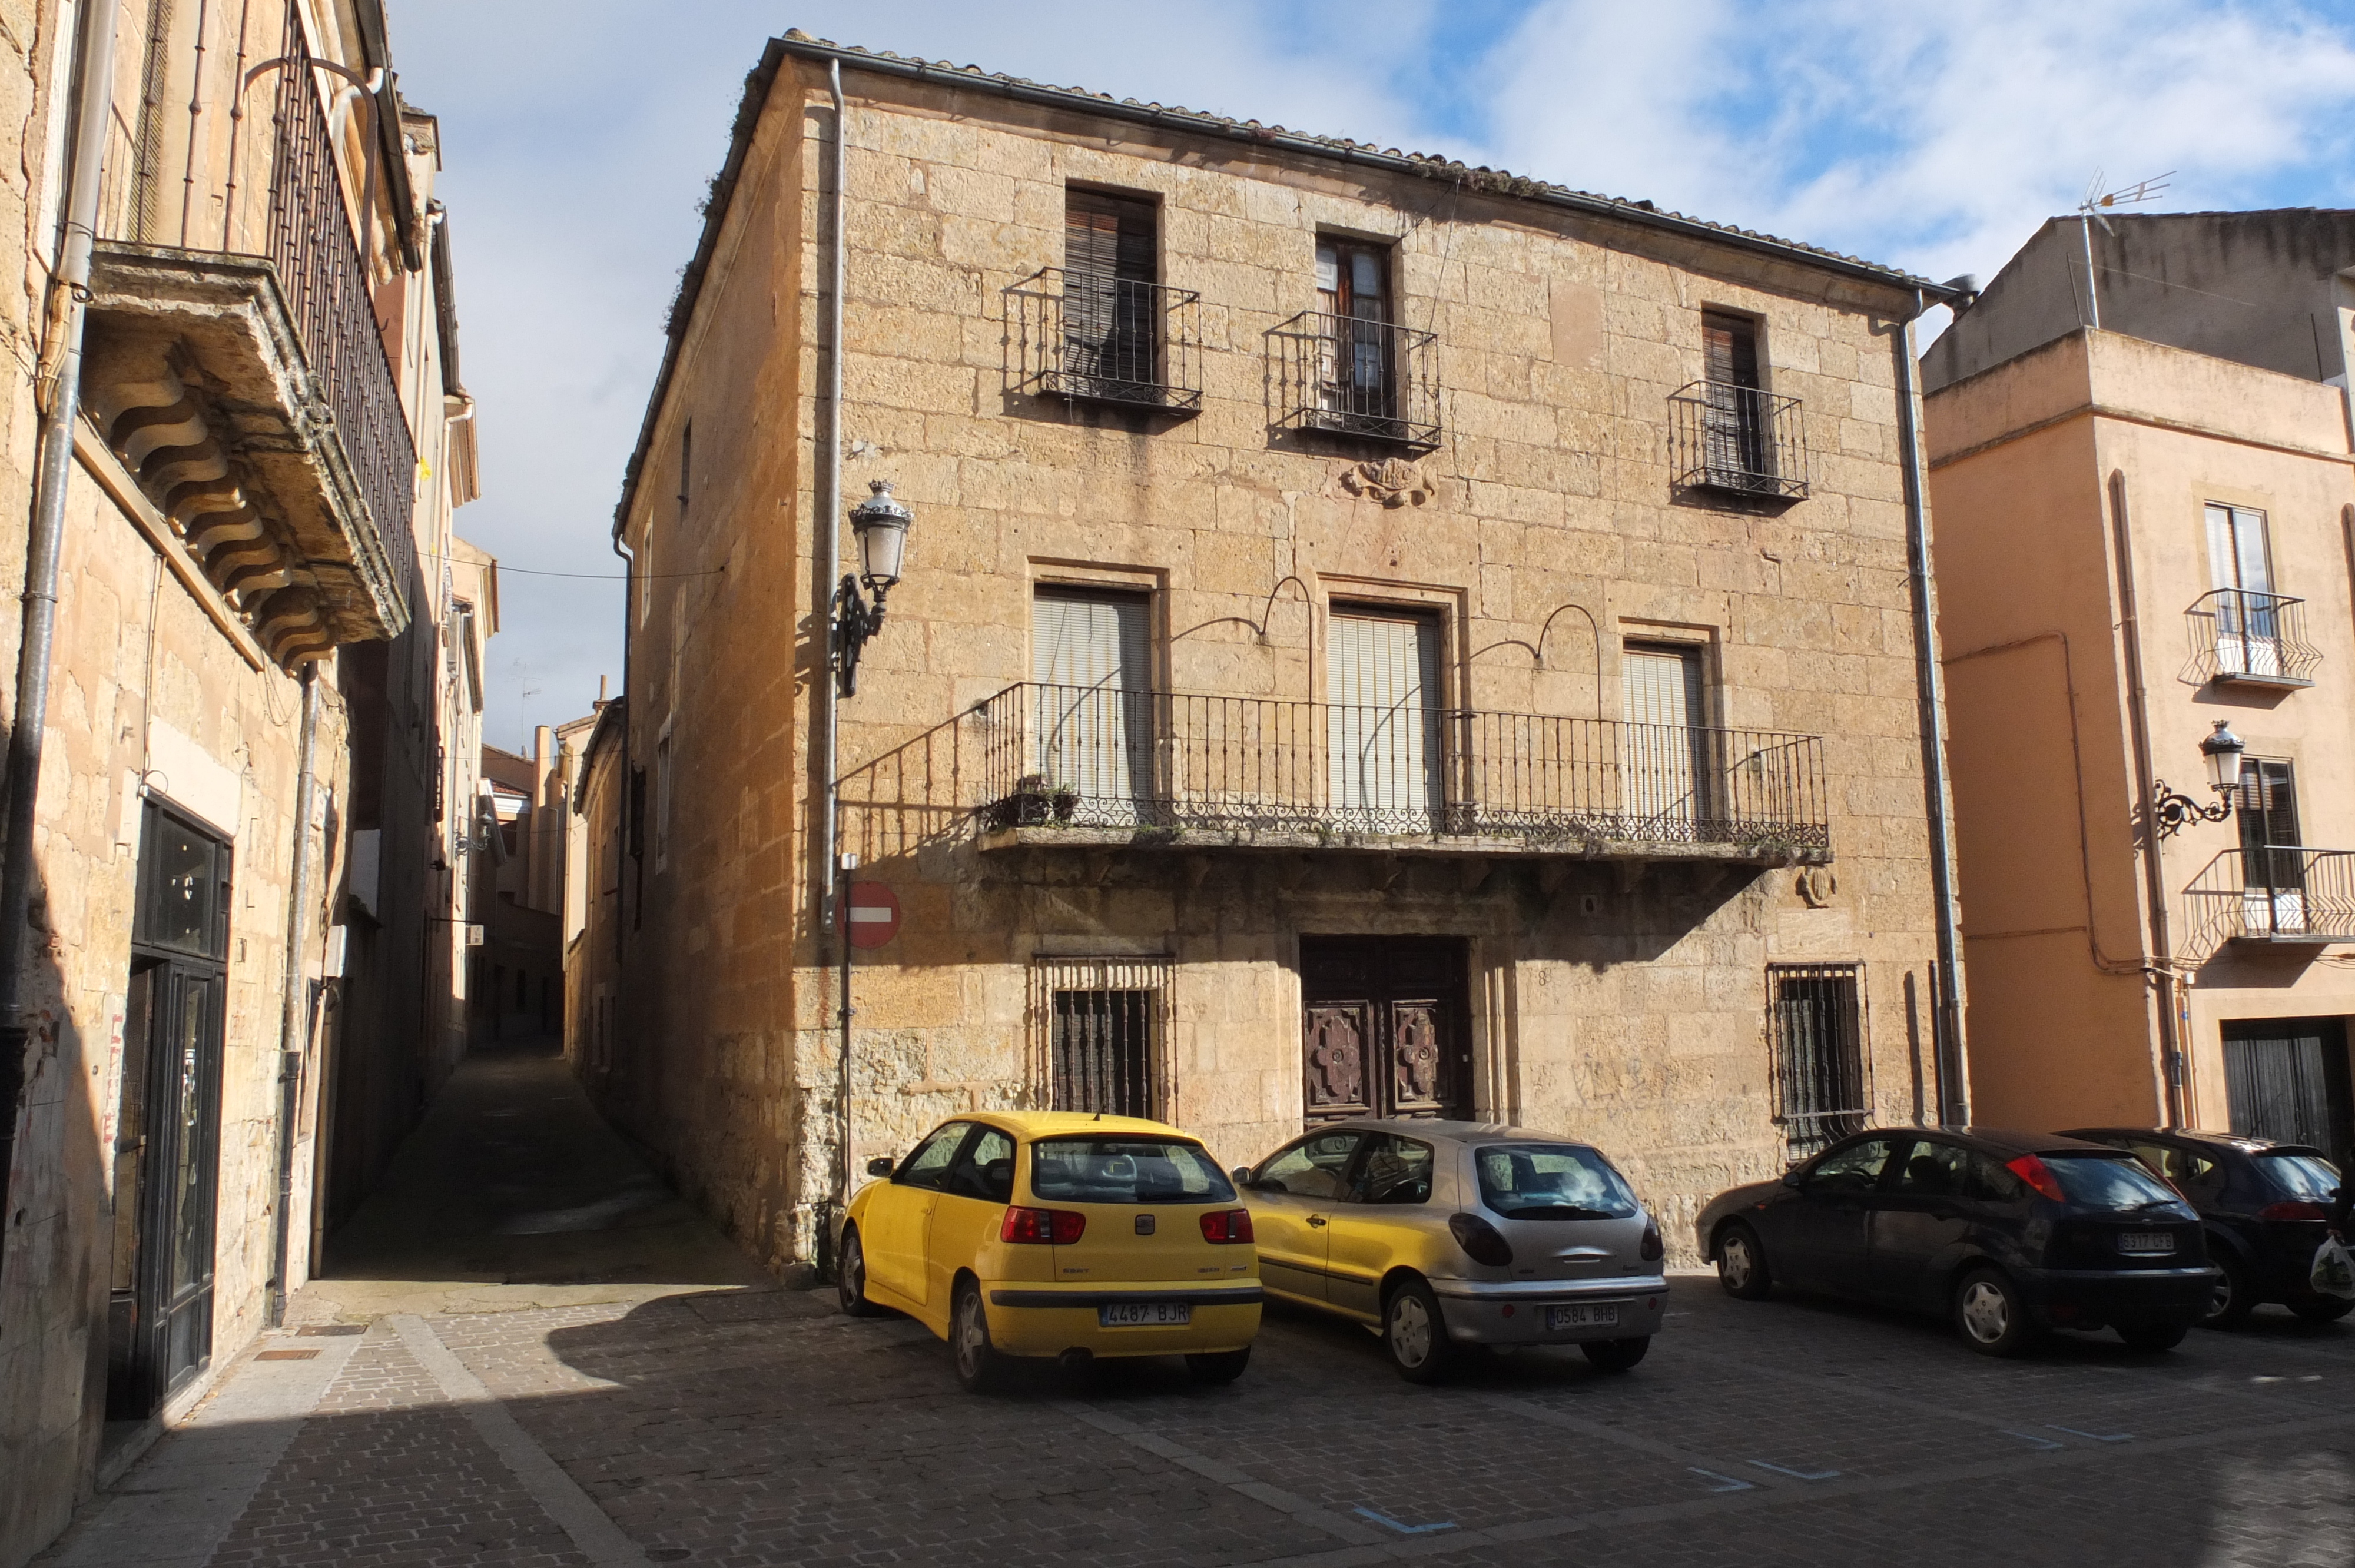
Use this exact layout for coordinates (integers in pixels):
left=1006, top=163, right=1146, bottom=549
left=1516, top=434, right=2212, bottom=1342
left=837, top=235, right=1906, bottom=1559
left=2184, top=846, right=2355, bottom=956
left=968, top=683, right=1830, bottom=865
left=1269, top=312, right=1441, bottom=451
left=2181, top=589, right=2319, bottom=689
left=1668, top=381, right=1807, bottom=501
left=1006, top=268, right=1202, bottom=416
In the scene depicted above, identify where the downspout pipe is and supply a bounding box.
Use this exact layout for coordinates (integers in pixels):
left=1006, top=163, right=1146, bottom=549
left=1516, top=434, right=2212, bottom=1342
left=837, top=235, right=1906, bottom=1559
left=1896, top=291, right=1969, bottom=1127
left=612, top=530, right=632, bottom=966
left=2110, top=470, right=2186, bottom=1127
left=819, top=60, right=849, bottom=1250
left=267, top=666, right=321, bottom=1327
left=0, top=0, right=118, bottom=1298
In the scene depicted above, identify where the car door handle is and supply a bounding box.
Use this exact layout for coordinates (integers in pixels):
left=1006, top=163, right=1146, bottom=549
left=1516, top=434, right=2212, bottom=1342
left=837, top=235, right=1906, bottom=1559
left=1306, top=1215, right=1328, bottom=1228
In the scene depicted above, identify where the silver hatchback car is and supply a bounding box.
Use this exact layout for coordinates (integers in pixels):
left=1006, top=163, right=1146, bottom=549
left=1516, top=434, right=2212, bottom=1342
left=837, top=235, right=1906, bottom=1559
left=1237, top=1119, right=1667, bottom=1381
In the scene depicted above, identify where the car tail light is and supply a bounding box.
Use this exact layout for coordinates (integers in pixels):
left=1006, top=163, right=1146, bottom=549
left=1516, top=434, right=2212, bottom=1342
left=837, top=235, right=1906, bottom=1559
left=1449, top=1212, right=1514, bottom=1267
left=1640, top=1221, right=1664, bottom=1261
left=2260, top=1200, right=2328, bottom=1221
left=1200, top=1208, right=1255, bottom=1244
left=2006, top=1154, right=2067, bottom=1202
left=1001, top=1206, right=1086, bottom=1245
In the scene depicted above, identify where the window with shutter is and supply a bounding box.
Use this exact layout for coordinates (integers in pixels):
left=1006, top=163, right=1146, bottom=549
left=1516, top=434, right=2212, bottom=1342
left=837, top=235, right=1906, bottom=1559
left=1032, top=588, right=1154, bottom=822
left=1064, top=190, right=1158, bottom=397
left=1328, top=608, right=1442, bottom=832
left=2205, top=503, right=2281, bottom=677
left=2237, top=759, right=2307, bottom=933
left=1700, top=310, right=1770, bottom=484
left=1622, top=643, right=1709, bottom=831
left=1314, top=240, right=1395, bottom=421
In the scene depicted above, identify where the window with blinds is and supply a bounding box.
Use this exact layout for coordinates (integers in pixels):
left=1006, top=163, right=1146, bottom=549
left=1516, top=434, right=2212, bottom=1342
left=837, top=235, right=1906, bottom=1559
left=1621, top=643, right=1707, bottom=829
left=1700, top=310, right=1771, bottom=484
left=2237, top=759, right=2307, bottom=932
left=1032, top=588, right=1154, bottom=822
left=1064, top=189, right=1158, bottom=398
left=1328, top=608, right=1442, bottom=832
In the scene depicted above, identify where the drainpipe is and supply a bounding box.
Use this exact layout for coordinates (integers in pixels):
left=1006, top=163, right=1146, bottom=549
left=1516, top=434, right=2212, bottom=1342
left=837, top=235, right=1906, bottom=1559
left=2109, top=470, right=2186, bottom=1127
left=0, top=0, right=119, bottom=1299
left=1895, top=292, right=1969, bottom=1127
left=267, top=665, right=320, bottom=1327
left=611, top=530, right=631, bottom=965
left=818, top=60, right=849, bottom=1251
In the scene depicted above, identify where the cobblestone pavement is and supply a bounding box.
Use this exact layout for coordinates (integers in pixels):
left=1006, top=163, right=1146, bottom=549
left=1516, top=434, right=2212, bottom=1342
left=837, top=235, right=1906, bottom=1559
left=47, top=1273, right=2355, bottom=1568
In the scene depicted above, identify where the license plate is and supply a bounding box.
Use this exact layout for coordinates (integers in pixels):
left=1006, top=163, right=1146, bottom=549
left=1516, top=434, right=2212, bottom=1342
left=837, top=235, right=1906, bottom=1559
left=2117, top=1233, right=2176, bottom=1254
left=1546, top=1303, right=1620, bottom=1330
left=1099, top=1303, right=1192, bottom=1327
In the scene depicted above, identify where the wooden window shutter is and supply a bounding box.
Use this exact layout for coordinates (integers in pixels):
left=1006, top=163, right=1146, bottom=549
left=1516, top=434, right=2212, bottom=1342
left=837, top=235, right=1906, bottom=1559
left=1064, top=190, right=1156, bottom=283
left=1702, top=311, right=1761, bottom=389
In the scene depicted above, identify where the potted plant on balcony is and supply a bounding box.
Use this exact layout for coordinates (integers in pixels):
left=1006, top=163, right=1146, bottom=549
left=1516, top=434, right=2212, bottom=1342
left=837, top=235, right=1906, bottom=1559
left=990, top=773, right=1053, bottom=829
left=1050, top=781, right=1080, bottom=823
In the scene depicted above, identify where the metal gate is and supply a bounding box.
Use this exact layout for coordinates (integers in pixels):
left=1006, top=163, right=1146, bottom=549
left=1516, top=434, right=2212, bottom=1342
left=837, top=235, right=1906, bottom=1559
left=2223, top=1018, right=2351, bottom=1156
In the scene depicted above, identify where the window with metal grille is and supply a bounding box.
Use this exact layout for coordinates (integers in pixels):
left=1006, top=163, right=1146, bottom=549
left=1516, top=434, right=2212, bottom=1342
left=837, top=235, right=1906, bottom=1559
left=1768, top=964, right=1868, bottom=1159
left=1050, top=990, right=1153, bottom=1118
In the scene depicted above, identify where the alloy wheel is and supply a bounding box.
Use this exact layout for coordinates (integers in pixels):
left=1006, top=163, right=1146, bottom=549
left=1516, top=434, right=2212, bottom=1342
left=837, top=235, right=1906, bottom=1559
left=955, top=1293, right=987, bottom=1378
left=1722, top=1235, right=1754, bottom=1292
left=1388, top=1293, right=1434, bottom=1368
left=1959, top=1279, right=2010, bottom=1344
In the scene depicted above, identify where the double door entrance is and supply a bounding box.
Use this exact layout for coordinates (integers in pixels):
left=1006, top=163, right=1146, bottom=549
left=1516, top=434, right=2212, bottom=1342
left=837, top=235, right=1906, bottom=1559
left=1299, top=936, right=1473, bottom=1121
left=107, top=800, right=231, bottom=1418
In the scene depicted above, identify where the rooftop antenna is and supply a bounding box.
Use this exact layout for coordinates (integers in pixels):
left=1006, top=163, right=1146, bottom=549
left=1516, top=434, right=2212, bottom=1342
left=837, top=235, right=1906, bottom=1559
left=2075, top=170, right=2172, bottom=330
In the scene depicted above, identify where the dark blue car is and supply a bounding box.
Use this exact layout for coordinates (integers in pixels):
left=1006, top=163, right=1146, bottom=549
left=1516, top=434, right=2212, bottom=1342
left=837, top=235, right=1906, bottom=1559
left=2059, top=1128, right=2352, bottom=1328
left=1695, top=1128, right=2217, bottom=1357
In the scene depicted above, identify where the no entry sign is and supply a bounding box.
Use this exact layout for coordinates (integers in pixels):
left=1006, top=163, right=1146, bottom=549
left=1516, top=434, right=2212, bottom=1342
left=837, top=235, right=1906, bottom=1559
left=843, top=881, right=901, bottom=949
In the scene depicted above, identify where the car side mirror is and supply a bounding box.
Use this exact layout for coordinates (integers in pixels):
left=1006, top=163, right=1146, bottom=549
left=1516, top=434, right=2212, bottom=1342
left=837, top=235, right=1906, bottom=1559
left=1232, top=1167, right=1255, bottom=1190
left=1780, top=1169, right=1805, bottom=1188
left=865, top=1156, right=896, bottom=1178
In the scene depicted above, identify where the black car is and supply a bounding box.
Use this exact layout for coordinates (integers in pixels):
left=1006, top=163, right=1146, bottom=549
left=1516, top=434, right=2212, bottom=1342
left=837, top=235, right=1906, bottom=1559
left=2060, top=1128, right=2352, bottom=1329
left=1694, top=1128, right=2218, bottom=1356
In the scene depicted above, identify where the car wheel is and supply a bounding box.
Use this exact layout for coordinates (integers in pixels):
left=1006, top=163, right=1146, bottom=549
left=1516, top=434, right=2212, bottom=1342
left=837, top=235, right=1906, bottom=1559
left=2117, top=1321, right=2188, bottom=1353
left=2289, top=1295, right=2354, bottom=1323
left=1581, top=1336, right=1650, bottom=1372
left=1382, top=1277, right=1455, bottom=1385
left=1185, top=1348, right=1251, bottom=1384
left=951, top=1280, right=1009, bottom=1393
left=837, top=1226, right=887, bottom=1318
left=1953, top=1266, right=2039, bottom=1358
left=2200, top=1250, right=2254, bottom=1330
left=1717, top=1222, right=1773, bottom=1301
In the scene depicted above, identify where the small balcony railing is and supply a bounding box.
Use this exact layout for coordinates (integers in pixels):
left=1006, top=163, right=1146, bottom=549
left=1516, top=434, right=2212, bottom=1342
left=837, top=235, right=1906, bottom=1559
left=2184, top=846, right=2355, bottom=954
left=1269, top=311, right=1441, bottom=451
left=1669, top=381, right=1808, bottom=500
left=1007, top=269, right=1201, bottom=415
left=2182, top=589, right=2320, bottom=687
left=970, top=683, right=1828, bottom=856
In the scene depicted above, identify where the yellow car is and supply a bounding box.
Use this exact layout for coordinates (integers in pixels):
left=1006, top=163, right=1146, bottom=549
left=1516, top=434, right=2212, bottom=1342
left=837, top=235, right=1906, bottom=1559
left=835, top=1111, right=1263, bottom=1390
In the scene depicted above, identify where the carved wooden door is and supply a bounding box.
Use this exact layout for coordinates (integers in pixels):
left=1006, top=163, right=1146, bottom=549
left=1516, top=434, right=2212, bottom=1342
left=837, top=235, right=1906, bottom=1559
left=1300, top=936, right=1471, bottom=1121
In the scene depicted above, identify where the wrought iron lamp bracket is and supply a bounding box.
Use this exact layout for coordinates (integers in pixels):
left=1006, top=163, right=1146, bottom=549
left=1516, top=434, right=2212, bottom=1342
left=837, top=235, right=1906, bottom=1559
left=2151, top=778, right=2234, bottom=840
left=832, top=574, right=889, bottom=699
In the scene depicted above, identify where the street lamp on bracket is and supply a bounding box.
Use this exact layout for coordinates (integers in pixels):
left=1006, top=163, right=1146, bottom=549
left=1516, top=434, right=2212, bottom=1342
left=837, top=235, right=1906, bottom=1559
left=2150, top=720, right=2245, bottom=839
left=834, top=480, right=912, bottom=698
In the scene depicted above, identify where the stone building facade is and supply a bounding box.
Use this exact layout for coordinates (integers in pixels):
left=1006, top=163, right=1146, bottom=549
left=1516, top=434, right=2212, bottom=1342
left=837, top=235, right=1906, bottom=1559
left=580, top=34, right=1967, bottom=1282
left=0, top=2, right=480, bottom=1561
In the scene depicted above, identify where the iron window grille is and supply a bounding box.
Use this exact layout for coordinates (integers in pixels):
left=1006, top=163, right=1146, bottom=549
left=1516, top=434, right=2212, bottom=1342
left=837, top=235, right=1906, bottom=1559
left=1007, top=269, right=1202, bottom=415
left=1668, top=382, right=1808, bottom=500
left=1027, top=956, right=1174, bottom=1119
left=1768, top=963, right=1869, bottom=1160
left=2181, top=589, right=2320, bottom=687
left=1269, top=311, right=1441, bottom=451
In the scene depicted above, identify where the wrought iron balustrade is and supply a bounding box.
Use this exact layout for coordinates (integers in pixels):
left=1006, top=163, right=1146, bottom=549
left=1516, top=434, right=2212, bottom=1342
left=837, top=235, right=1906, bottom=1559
left=1668, top=381, right=1807, bottom=500
left=1007, top=268, right=1201, bottom=414
left=1269, top=311, right=1441, bottom=451
left=2182, top=589, right=2319, bottom=687
left=2183, top=845, right=2355, bottom=954
left=969, top=682, right=1828, bottom=853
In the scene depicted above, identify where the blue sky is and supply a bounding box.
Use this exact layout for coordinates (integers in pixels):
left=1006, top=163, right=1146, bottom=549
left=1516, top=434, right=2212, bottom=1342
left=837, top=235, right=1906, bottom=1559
left=394, top=1, right=2355, bottom=746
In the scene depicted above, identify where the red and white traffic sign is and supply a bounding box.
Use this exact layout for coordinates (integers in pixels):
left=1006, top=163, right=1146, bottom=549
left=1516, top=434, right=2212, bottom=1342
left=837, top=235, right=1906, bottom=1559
left=843, top=881, right=901, bottom=949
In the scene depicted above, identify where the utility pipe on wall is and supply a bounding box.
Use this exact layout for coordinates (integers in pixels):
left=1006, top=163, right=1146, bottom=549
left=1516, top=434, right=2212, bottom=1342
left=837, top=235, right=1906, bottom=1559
left=0, top=0, right=120, bottom=1302
left=1896, top=293, right=1969, bottom=1126
left=818, top=59, right=851, bottom=1245
left=267, top=665, right=321, bottom=1327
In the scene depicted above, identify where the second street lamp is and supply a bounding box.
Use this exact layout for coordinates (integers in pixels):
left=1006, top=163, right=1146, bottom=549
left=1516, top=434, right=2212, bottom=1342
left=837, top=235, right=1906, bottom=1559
left=834, top=480, right=913, bottom=697
left=2151, top=720, right=2245, bottom=839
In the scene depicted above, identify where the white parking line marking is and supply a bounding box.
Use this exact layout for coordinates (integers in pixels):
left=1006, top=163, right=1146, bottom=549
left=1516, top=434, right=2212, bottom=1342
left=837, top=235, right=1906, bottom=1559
left=1352, top=1507, right=1455, bottom=1534
left=2045, top=1424, right=2133, bottom=1443
left=2001, top=1430, right=2066, bottom=1451
left=1052, top=1400, right=1387, bottom=1547
left=1689, top=1468, right=1757, bottom=1493
left=1747, top=1460, right=1842, bottom=1480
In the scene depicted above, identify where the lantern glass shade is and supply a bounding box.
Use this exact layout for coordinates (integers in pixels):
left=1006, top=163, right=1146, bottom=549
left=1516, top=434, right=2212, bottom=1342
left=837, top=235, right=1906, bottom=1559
left=2199, top=722, right=2245, bottom=796
left=850, top=481, right=912, bottom=590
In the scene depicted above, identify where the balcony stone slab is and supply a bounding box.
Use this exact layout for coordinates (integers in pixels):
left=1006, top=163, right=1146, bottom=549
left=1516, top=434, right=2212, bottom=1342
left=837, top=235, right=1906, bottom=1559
left=976, top=822, right=1830, bottom=866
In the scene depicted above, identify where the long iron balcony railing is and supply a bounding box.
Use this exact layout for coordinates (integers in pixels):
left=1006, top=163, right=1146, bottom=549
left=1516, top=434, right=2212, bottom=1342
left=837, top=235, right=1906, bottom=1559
left=2182, top=589, right=2320, bottom=687
left=1269, top=311, right=1441, bottom=451
left=1668, top=381, right=1808, bottom=500
left=970, top=683, right=1829, bottom=855
left=1007, top=268, right=1202, bottom=415
left=2184, top=846, right=2355, bottom=954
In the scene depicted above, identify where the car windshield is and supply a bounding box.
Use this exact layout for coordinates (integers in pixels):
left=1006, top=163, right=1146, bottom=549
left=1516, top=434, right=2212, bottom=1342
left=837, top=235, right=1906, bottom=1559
left=1475, top=1144, right=1639, bottom=1220
left=1030, top=1137, right=1236, bottom=1205
left=2253, top=1151, right=2342, bottom=1201
left=2041, top=1153, right=2185, bottom=1210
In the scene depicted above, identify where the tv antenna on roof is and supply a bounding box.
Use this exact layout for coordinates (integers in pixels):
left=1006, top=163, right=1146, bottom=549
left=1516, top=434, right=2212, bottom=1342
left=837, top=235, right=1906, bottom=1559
left=2074, top=170, right=2172, bottom=329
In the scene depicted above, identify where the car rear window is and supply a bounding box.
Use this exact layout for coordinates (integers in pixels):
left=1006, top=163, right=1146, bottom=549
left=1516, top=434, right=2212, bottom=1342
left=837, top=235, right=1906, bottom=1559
left=2253, top=1151, right=2342, bottom=1202
left=1030, top=1137, right=1236, bottom=1205
left=1475, top=1144, right=1639, bottom=1220
left=2041, top=1153, right=2182, bottom=1209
